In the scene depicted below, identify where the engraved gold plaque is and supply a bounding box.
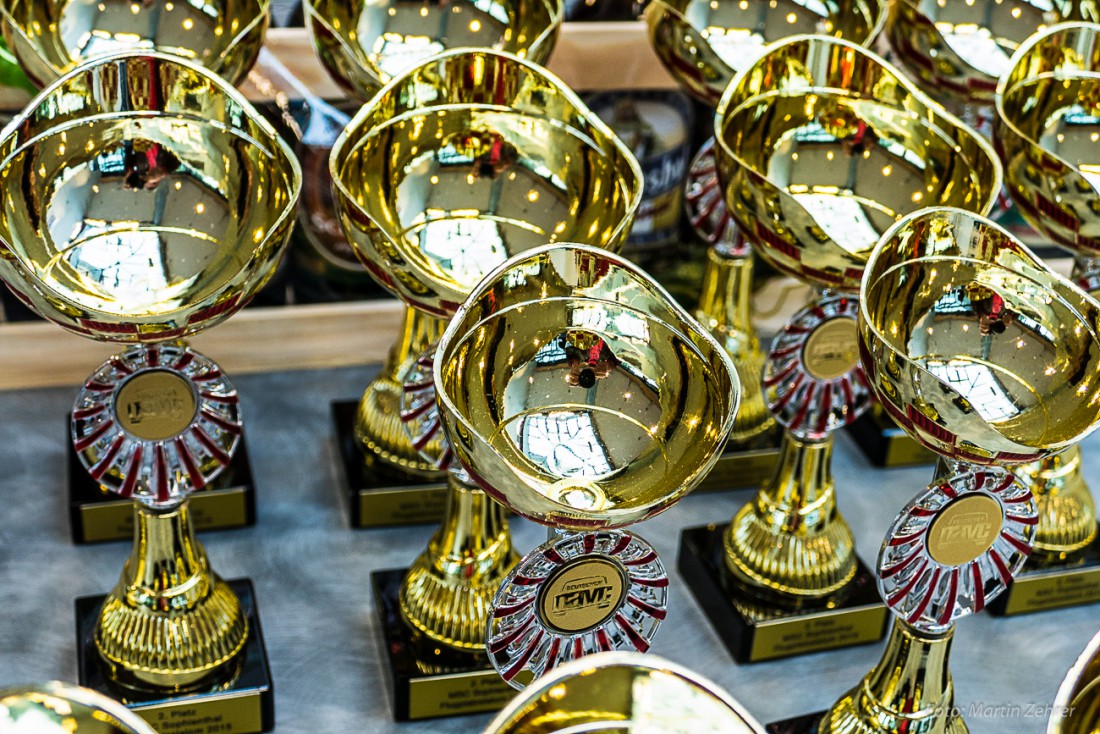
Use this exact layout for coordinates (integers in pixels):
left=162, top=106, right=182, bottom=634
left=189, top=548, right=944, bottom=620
left=926, top=494, right=1003, bottom=567
left=116, top=371, right=198, bottom=442
left=537, top=557, right=627, bottom=635
left=802, top=319, right=859, bottom=382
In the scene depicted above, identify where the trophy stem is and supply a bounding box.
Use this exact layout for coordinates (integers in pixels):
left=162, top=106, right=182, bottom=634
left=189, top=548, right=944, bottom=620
left=723, top=431, right=856, bottom=600
left=399, top=467, right=519, bottom=652
left=818, top=619, right=967, bottom=734
left=95, top=500, right=247, bottom=696
left=1013, top=446, right=1097, bottom=562
left=355, top=306, right=447, bottom=478
left=695, top=245, right=775, bottom=449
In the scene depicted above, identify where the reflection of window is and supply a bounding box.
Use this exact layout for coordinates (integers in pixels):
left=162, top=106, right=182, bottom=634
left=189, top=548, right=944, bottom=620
left=519, top=410, right=613, bottom=478
left=471, top=0, right=511, bottom=25
left=791, top=193, right=880, bottom=254
left=419, top=217, right=507, bottom=286
left=65, top=230, right=169, bottom=297
left=923, top=358, right=1018, bottom=424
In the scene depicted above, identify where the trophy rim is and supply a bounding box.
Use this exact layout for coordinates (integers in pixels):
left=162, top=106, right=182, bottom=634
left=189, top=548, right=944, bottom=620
left=329, top=46, right=644, bottom=318
left=0, top=49, right=302, bottom=340
left=712, top=32, right=1003, bottom=291
left=481, top=651, right=766, bottom=734
left=1048, top=628, right=1100, bottom=734
left=0, top=680, right=160, bottom=734
left=0, top=0, right=273, bottom=88
left=432, top=241, right=739, bottom=528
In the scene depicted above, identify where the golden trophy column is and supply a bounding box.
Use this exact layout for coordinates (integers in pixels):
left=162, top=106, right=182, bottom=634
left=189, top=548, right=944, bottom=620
left=329, top=49, right=643, bottom=719
left=0, top=50, right=300, bottom=732
left=680, top=33, right=1002, bottom=663
left=992, top=21, right=1100, bottom=615
left=303, top=0, right=564, bottom=528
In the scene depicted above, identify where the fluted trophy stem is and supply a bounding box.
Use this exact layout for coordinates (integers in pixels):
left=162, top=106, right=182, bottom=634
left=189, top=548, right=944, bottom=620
left=400, top=467, right=518, bottom=652
left=96, top=500, right=248, bottom=695
left=818, top=620, right=966, bottom=734
left=1014, top=446, right=1098, bottom=562
left=356, top=307, right=447, bottom=479
left=695, top=246, right=774, bottom=448
left=724, top=432, right=856, bottom=600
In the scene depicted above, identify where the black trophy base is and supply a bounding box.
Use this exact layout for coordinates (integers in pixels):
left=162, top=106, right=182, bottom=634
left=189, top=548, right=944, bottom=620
left=679, top=525, right=888, bottom=663
left=372, top=568, right=515, bottom=721
left=68, top=419, right=256, bottom=544
left=987, top=528, right=1100, bottom=615
left=696, top=430, right=783, bottom=493
left=76, top=578, right=274, bottom=734
left=333, top=400, right=448, bottom=528
left=766, top=711, right=826, bottom=734
left=846, top=407, right=935, bottom=467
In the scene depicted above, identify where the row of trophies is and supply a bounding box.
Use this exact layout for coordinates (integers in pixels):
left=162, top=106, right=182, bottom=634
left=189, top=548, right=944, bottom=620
left=0, top=0, right=1098, bottom=732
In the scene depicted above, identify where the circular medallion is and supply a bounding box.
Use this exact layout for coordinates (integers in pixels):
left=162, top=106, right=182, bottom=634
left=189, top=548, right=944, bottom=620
left=71, top=345, right=241, bottom=508
left=877, top=468, right=1037, bottom=632
left=399, top=345, right=453, bottom=471
left=763, top=295, right=871, bottom=440
left=684, top=138, right=748, bottom=252
left=487, top=531, right=668, bottom=689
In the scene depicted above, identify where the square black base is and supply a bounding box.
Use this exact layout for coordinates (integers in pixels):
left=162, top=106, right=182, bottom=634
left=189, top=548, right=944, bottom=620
left=68, top=419, right=256, bottom=543
left=696, top=430, right=783, bottom=493
left=371, top=568, right=515, bottom=721
left=679, top=524, right=888, bottom=663
left=766, top=711, right=825, bottom=734
left=76, top=578, right=274, bottom=733
left=987, top=528, right=1100, bottom=615
left=846, top=406, right=935, bottom=467
left=333, top=400, right=448, bottom=528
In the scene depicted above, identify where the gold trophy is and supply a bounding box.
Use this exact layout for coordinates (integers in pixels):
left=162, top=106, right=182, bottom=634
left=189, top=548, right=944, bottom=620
left=1050, top=629, right=1100, bottom=734
left=0, top=682, right=159, bottom=734
left=303, top=0, right=564, bottom=528
left=992, top=21, right=1100, bottom=614
left=329, top=49, right=642, bottom=719
left=426, top=244, right=737, bottom=688
left=0, top=52, right=300, bottom=731
left=0, top=0, right=274, bottom=542
left=769, top=206, right=1097, bottom=733
left=483, top=652, right=766, bottom=734
left=643, top=0, right=887, bottom=485
left=681, top=34, right=1004, bottom=663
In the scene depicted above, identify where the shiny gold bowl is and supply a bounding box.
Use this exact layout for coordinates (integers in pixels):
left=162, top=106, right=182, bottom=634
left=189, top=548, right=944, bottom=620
left=304, top=0, right=563, bottom=101
left=434, top=244, right=738, bottom=530
left=0, top=682, right=158, bottom=734
left=645, top=0, right=885, bottom=106
left=0, top=51, right=300, bottom=342
left=996, top=21, right=1100, bottom=258
left=330, top=48, right=642, bottom=318
left=860, top=207, right=1100, bottom=464
left=1050, top=628, right=1100, bottom=734
left=0, top=0, right=269, bottom=88
left=714, top=34, right=1001, bottom=291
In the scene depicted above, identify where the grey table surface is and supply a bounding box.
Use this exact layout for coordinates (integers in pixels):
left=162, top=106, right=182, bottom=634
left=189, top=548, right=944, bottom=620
left=0, top=363, right=1095, bottom=733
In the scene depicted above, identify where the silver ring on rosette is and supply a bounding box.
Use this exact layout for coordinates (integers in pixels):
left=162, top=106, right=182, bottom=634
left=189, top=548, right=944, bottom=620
left=762, top=294, right=872, bottom=441
left=877, top=467, right=1037, bottom=633
left=399, top=345, right=453, bottom=471
left=71, top=345, right=241, bottom=508
left=684, top=138, right=750, bottom=254
left=487, top=530, right=669, bottom=690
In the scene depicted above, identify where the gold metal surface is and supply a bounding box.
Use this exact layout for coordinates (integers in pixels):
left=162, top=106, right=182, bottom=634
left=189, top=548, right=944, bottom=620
left=1050, top=628, right=1100, bottom=734
left=0, top=682, right=158, bottom=734
left=0, top=51, right=300, bottom=342
left=96, top=500, right=247, bottom=695
left=645, top=0, right=885, bottom=106
left=803, top=319, right=860, bottom=381
left=537, top=557, right=627, bottom=634
left=115, top=370, right=198, bottom=442
left=1013, top=446, right=1098, bottom=561
left=860, top=207, right=1100, bottom=464
left=818, top=620, right=967, bottom=734
left=0, top=0, right=270, bottom=88
left=926, top=494, right=1003, bottom=566
left=304, top=0, right=563, bottom=101
left=434, top=244, right=739, bottom=530
left=714, top=35, right=1002, bottom=291
left=482, top=652, right=766, bottom=734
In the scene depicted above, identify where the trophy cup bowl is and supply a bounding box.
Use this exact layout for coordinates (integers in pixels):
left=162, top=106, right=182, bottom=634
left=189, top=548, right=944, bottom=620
left=1050, top=629, right=1100, bottom=734
left=304, top=0, right=562, bottom=101
left=0, top=0, right=269, bottom=88
left=0, top=51, right=299, bottom=342
left=482, top=652, right=765, bottom=734
left=0, top=682, right=159, bottom=733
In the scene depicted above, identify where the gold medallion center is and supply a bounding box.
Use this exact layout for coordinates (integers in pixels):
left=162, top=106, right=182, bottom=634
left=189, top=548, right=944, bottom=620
left=537, top=556, right=627, bottom=634
left=116, top=370, right=198, bottom=441
left=927, top=494, right=1003, bottom=567
left=802, top=317, right=859, bottom=381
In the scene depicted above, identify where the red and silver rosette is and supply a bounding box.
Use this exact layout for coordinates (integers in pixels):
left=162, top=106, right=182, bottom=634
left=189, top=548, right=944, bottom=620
left=685, top=138, right=749, bottom=253
left=399, top=346, right=453, bottom=471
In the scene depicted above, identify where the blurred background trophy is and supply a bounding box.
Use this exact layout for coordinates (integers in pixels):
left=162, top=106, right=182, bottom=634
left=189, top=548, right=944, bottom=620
left=329, top=49, right=642, bottom=719
left=1050, top=628, right=1100, bottom=733
left=0, top=682, right=159, bottom=734
left=304, top=0, right=564, bottom=529
left=0, top=0, right=276, bottom=542
left=429, top=244, right=737, bottom=688
left=993, top=21, right=1100, bottom=615
left=642, top=0, right=887, bottom=489
left=770, top=205, right=1100, bottom=732
left=680, top=34, right=1002, bottom=663
left=0, top=52, right=299, bottom=731
left=482, top=652, right=765, bottom=734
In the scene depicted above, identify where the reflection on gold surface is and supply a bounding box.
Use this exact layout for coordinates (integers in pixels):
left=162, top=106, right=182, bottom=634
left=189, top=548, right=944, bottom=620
left=0, top=682, right=158, bottom=734
left=1050, top=628, right=1100, bottom=734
